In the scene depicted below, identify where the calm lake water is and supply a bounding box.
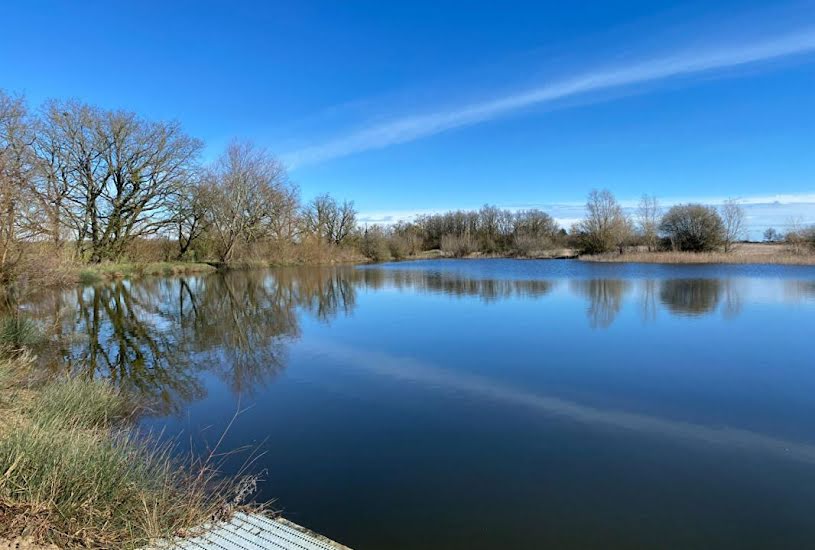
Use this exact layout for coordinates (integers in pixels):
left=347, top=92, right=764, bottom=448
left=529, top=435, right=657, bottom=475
left=21, top=259, right=815, bottom=549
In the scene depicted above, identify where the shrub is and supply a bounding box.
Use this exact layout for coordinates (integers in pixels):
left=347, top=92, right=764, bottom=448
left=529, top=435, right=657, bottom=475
left=388, top=235, right=411, bottom=260
left=360, top=227, right=391, bottom=262
left=512, top=233, right=555, bottom=257
left=440, top=234, right=476, bottom=257
left=660, top=204, right=725, bottom=251
left=574, top=190, right=631, bottom=254
left=786, top=226, right=815, bottom=255
left=763, top=227, right=782, bottom=243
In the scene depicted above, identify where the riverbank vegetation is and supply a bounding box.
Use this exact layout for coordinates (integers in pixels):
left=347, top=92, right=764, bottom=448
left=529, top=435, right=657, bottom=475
left=581, top=244, right=815, bottom=265
left=0, top=337, right=256, bottom=547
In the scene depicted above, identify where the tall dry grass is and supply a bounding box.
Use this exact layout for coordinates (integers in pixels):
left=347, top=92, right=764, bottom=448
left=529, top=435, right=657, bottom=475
left=580, top=247, right=815, bottom=265
left=0, top=352, right=258, bottom=548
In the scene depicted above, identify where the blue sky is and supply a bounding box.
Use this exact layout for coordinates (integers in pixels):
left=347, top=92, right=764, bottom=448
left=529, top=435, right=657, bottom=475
left=2, top=1, right=814, bottom=236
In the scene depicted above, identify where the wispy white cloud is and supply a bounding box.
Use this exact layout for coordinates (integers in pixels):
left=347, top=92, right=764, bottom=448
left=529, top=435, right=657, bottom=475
left=283, top=28, right=815, bottom=167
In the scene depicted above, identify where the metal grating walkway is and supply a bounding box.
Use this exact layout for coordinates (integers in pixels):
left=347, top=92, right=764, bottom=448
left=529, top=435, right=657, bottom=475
left=161, top=513, right=351, bottom=550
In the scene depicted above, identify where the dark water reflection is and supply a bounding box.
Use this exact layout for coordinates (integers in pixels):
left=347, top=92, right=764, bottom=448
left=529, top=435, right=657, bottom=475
left=571, top=279, right=632, bottom=328
left=659, top=278, right=724, bottom=316
left=12, top=260, right=815, bottom=548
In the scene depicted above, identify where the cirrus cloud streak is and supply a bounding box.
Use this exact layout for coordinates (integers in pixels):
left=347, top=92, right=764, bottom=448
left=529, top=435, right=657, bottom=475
left=284, top=28, right=815, bottom=167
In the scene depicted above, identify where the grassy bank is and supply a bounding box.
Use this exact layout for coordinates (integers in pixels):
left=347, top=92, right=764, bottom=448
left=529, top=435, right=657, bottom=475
left=0, top=347, right=252, bottom=548
left=580, top=244, right=815, bottom=266
left=76, top=262, right=218, bottom=285
left=400, top=244, right=814, bottom=265
left=12, top=255, right=368, bottom=291
left=410, top=248, right=579, bottom=261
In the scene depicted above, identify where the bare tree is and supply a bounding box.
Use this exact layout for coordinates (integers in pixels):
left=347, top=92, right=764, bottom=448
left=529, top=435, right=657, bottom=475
left=478, top=204, right=502, bottom=251
left=35, top=100, right=107, bottom=256
left=512, top=210, right=559, bottom=240
left=304, top=194, right=357, bottom=246
left=265, top=183, right=301, bottom=244
left=203, top=141, right=293, bottom=263
left=303, top=194, right=332, bottom=245
left=172, top=176, right=209, bottom=259
left=0, top=91, right=37, bottom=281
left=30, top=101, right=80, bottom=247
left=511, top=209, right=561, bottom=254
left=30, top=101, right=202, bottom=262
left=576, top=189, right=631, bottom=254
left=763, top=227, right=781, bottom=243
left=332, top=199, right=357, bottom=246
left=721, top=198, right=745, bottom=253
left=95, top=111, right=201, bottom=261
left=637, top=194, right=660, bottom=251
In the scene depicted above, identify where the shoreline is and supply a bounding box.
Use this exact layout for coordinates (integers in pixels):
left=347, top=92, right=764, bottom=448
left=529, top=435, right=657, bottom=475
left=29, top=256, right=373, bottom=288
left=76, top=252, right=815, bottom=284
left=578, top=249, right=815, bottom=266
left=405, top=245, right=815, bottom=266
left=7, top=245, right=814, bottom=294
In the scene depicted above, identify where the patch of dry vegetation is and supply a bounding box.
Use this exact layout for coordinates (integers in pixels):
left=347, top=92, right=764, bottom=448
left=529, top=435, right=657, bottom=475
left=581, top=243, right=815, bottom=265
left=0, top=350, right=257, bottom=548
left=76, top=262, right=217, bottom=285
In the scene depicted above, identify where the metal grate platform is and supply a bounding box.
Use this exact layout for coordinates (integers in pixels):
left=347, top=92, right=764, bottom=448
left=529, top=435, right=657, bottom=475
left=163, top=513, right=351, bottom=550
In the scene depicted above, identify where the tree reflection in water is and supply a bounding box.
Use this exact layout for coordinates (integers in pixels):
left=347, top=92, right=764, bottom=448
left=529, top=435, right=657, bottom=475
left=17, top=267, right=561, bottom=414
left=659, top=279, right=723, bottom=316
left=363, top=268, right=555, bottom=301
left=24, top=269, right=359, bottom=415
left=571, top=279, right=632, bottom=329
left=784, top=280, right=815, bottom=302
left=10, top=266, right=759, bottom=416
left=639, top=279, right=659, bottom=323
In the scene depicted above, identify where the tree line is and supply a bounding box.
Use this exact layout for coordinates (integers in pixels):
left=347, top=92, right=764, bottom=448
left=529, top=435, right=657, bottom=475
left=3, top=88, right=813, bottom=284
left=361, top=206, right=567, bottom=261
left=362, top=189, right=814, bottom=259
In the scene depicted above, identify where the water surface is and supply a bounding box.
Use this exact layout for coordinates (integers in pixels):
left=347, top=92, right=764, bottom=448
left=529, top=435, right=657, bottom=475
left=22, top=260, right=815, bottom=549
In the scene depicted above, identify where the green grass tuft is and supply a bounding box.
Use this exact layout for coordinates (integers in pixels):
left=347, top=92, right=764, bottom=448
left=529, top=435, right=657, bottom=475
left=78, top=269, right=102, bottom=285
left=77, top=262, right=217, bottom=284
left=33, top=377, right=128, bottom=429
left=0, top=316, right=41, bottom=349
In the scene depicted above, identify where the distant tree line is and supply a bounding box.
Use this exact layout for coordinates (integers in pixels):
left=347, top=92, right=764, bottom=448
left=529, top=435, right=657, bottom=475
left=358, top=207, right=567, bottom=261
left=363, top=189, right=814, bottom=259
